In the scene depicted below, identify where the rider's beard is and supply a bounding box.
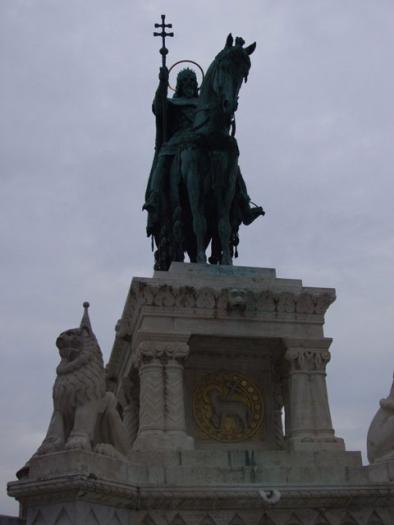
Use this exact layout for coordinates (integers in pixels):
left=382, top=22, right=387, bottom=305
left=183, top=85, right=195, bottom=98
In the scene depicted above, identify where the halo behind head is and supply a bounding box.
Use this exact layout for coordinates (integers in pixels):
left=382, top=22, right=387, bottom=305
left=168, top=60, right=205, bottom=92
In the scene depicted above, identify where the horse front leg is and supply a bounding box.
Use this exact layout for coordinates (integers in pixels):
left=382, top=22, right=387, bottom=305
left=190, top=198, right=207, bottom=264
left=181, top=148, right=207, bottom=264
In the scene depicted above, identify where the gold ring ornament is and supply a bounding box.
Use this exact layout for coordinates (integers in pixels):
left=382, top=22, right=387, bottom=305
left=168, top=60, right=205, bottom=92
left=193, top=371, right=264, bottom=442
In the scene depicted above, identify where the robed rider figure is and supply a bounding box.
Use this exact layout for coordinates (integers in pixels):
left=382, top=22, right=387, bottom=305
left=144, top=62, right=264, bottom=271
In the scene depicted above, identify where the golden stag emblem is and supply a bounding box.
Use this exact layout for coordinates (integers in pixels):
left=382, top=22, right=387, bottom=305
left=193, top=371, right=264, bottom=442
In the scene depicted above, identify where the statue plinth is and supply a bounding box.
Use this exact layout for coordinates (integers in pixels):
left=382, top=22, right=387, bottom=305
left=6, top=264, right=394, bottom=523
left=108, top=262, right=344, bottom=453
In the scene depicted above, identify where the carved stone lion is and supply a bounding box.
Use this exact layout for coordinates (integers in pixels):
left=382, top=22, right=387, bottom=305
left=33, top=307, right=128, bottom=460
left=367, top=373, right=394, bottom=463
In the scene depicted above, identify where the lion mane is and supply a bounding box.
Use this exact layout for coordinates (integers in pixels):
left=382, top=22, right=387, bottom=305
left=53, top=328, right=105, bottom=417
left=32, top=323, right=128, bottom=461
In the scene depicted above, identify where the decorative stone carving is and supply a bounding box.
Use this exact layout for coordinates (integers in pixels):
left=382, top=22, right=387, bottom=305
left=120, top=375, right=140, bottom=448
left=271, top=364, right=285, bottom=449
left=227, top=289, right=248, bottom=311
left=193, top=371, right=264, bottom=442
left=166, top=358, right=187, bottom=431
left=258, top=489, right=281, bottom=504
left=196, top=287, right=217, bottom=309
left=283, top=340, right=344, bottom=451
left=277, top=292, right=296, bottom=313
left=256, top=290, right=276, bottom=312
left=19, top=304, right=128, bottom=475
left=136, top=353, right=165, bottom=441
left=175, top=286, right=196, bottom=308
left=134, top=340, right=192, bottom=450
left=10, top=265, right=394, bottom=522
left=136, top=340, right=189, bottom=364
left=367, top=373, right=394, bottom=463
left=107, top=271, right=337, bottom=384
left=285, top=348, right=331, bottom=372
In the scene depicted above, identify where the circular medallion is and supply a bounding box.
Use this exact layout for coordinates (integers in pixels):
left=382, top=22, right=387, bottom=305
left=193, top=371, right=264, bottom=442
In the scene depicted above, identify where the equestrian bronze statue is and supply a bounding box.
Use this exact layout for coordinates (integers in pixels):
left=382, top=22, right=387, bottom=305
left=144, top=28, right=264, bottom=270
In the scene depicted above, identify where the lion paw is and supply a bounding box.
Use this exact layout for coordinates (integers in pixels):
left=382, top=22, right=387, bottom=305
left=65, top=433, right=91, bottom=451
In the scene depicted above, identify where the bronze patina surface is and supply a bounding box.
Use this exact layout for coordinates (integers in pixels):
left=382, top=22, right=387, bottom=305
left=144, top=27, right=264, bottom=270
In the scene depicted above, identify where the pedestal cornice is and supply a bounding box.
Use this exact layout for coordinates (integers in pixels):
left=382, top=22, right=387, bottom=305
left=107, top=265, right=336, bottom=382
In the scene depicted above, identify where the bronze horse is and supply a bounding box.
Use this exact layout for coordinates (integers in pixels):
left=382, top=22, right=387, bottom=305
left=176, top=34, right=257, bottom=265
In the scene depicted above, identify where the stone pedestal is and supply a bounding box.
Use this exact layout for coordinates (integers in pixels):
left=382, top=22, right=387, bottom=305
left=7, top=264, right=394, bottom=523
left=108, top=263, right=344, bottom=453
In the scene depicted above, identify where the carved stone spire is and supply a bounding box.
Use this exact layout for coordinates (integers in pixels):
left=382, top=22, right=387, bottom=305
left=80, top=301, right=93, bottom=333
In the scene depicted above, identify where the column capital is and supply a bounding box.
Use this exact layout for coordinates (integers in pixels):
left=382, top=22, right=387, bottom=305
left=136, top=340, right=189, bottom=365
left=283, top=338, right=332, bottom=372
left=285, top=347, right=331, bottom=372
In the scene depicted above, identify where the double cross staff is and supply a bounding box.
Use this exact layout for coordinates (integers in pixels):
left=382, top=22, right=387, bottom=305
left=154, top=14, right=174, bottom=143
left=154, top=14, right=174, bottom=68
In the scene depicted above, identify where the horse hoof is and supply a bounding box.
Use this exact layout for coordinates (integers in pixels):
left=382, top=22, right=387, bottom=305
left=196, top=254, right=207, bottom=264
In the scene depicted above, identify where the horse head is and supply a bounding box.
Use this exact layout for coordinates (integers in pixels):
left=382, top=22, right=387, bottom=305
left=210, top=33, right=256, bottom=117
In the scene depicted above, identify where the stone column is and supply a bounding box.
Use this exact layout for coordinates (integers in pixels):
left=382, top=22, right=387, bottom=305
left=164, top=342, right=194, bottom=449
left=133, top=341, right=166, bottom=450
left=133, top=340, right=193, bottom=450
left=121, top=374, right=140, bottom=449
left=283, top=338, right=344, bottom=451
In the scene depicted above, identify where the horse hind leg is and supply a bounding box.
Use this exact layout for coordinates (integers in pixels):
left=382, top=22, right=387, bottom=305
left=218, top=216, right=232, bottom=265
left=192, top=209, right=207, bottom=263
left=217, top=156, right=238, bottom=265
left=216, top=195, right=233, bottom=265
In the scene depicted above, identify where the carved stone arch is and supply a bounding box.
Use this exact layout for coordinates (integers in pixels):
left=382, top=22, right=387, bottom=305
left=367, top=510, right=385, bottom=525
left=31, top=510, right=47, bottom=525
left=170, top=513, right=187, bottom=525
left=199, top=514, right=218, bottom=525
left=258, top=513, right=277, bottom=525
left=86, top=508, right=100, bottom=525
left=229, top=513, right=246, bottom=525
left=54, top=508, right=73, bottom=525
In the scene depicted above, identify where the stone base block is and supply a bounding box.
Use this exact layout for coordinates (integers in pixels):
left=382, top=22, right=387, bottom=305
left=287, top=435, right=345, bottom=452
left=368, top=458, right=394, bottom=483
left=7, top=449, right=394, bottom=524
left=133, top=430, right=194, bottom=451
left=7, top=477, right=394, bottom=525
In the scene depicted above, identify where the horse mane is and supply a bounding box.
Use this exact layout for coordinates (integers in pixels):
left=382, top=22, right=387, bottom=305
left=198, top=45, right=251, bottom=102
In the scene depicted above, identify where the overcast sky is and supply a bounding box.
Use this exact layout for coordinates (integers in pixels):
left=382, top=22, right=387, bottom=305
left=1, top=0, right=394, bottom=516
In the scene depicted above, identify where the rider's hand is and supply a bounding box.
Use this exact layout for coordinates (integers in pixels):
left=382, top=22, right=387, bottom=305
left=159, top=67, right=169, bottom=82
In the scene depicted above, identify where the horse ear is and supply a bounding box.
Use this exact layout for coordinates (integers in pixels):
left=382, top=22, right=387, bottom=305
left=245, top=42, right=256, bottom=55
left=225, top=33, right=233, bottom=48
